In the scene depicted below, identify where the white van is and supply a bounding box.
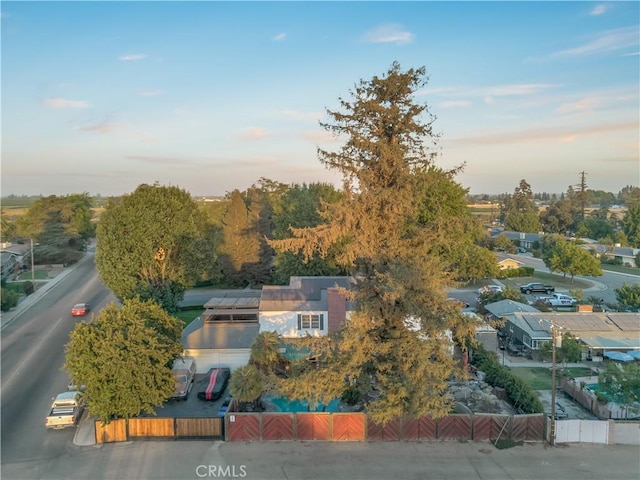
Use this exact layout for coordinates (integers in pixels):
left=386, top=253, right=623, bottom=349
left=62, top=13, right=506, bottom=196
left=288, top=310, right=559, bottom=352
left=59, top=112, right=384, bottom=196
left=170, top=356, right=196, bottom=400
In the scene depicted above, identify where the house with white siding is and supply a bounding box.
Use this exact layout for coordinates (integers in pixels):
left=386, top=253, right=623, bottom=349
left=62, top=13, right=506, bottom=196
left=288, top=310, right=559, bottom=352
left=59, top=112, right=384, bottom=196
left=258, top=276, right=353, bottom=338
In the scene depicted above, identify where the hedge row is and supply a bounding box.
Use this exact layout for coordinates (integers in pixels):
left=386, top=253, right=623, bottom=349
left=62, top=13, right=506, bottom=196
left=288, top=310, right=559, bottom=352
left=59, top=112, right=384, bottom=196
left=496, top=266, right=535, bottom=279
left=471, top=346, right=544, bottom=414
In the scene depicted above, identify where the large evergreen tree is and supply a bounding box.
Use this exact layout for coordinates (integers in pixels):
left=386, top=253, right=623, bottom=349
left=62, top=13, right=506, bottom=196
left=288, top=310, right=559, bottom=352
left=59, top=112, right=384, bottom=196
left=95, top=183, right=218, bottom=312
left=64, top=298, right=184, bottom=424
left=270, top=63, right=476, bottom=424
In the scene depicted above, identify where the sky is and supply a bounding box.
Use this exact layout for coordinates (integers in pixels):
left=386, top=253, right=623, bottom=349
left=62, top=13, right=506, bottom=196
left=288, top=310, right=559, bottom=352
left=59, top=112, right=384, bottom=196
left=1, top=1, right=639, bottom=198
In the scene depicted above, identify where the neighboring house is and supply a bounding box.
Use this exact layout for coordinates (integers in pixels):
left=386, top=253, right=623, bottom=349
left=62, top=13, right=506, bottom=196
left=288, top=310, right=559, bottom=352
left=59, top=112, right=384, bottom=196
left=259, top=276, right=353, bottom=338
left=0, top=251, right=21, bottom=279
left=490, top=231, right=543, bottom=249
left=582, top=244, right=640, bottom=268
left=181, top=290, right=262, bottom=372
left=494, top=252, right=525, bottom=271
left=499, top=311, right=640, bottom=361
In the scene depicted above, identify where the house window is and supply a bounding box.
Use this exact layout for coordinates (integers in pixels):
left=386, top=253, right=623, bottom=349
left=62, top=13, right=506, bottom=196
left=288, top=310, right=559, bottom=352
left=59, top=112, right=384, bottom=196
left=298, top=314, right=324, bottom=330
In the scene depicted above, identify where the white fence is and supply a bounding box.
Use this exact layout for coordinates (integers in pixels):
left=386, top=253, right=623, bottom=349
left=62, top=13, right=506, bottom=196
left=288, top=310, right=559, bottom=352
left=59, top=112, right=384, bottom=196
left=551, top=419, right=640, bottom=445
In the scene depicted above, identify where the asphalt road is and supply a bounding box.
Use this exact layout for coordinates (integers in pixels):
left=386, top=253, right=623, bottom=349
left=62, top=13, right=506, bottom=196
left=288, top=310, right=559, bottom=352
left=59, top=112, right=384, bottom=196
left=0, top=248, right=116, bottom=466
left=1, top=439, right=639, bottom=480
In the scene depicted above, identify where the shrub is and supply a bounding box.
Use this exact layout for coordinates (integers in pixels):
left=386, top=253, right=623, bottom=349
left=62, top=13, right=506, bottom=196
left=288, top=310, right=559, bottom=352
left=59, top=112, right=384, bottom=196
left=471, top=346, right=544, bottom=414
left=0, top=288, right=19, bottom=312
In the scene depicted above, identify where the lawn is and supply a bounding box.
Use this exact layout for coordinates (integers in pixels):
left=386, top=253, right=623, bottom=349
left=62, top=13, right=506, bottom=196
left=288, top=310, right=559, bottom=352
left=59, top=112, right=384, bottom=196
left=501, top=272, right=591, bottom=291
left=561, top=367, right=596, bottom=379
left=173, top=308, right=204, bottom=327
left=16, top=270, right=50, bottom=280
left=601, top=264, right=639, bottom=276
left=509, top=367, right=552, bottom=390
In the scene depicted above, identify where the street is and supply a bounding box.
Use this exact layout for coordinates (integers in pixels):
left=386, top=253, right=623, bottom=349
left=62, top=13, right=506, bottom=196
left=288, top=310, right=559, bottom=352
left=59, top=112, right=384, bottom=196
left=1, top=248, right=116, bottom=466
left=1, top=439, right=639, bottom=480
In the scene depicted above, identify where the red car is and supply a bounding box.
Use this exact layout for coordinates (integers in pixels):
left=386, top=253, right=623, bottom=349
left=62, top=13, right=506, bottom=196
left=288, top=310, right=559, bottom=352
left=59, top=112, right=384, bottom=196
left=71, top=303, right=90, bottom=316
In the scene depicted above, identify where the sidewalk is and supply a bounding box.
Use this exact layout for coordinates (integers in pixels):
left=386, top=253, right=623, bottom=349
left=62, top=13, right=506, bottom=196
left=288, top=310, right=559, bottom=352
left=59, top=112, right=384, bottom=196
left=1, top=267, right=76, bottom=330
left=74, top=410, right=96, bottom=446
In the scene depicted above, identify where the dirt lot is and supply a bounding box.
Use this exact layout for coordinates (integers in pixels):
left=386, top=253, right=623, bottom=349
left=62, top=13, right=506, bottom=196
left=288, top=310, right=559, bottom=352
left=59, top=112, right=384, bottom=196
left=536, top=389, right=598, bottom=420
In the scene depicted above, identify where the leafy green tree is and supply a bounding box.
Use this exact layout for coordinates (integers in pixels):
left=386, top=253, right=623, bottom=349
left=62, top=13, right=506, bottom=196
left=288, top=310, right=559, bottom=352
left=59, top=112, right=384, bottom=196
left=598, top=362, right=640, bottom=418
left=271, top=182, right=345, bottom=283
left=229, top=364, right=265, bottom=411
left=543, top=237, right=603, bottom=283
left=17, top=193, right=94, bottom=240
left=64, top=298, right=183, bottom=423
left=539, top=200, right=576, bottom=234
left=217, top=190, right=264, bottom=287
left=501, top=180, right=540, bottom=232
left=615, top=283, right=640, bottom=312
left=543, top=333, right=582, bottom=365
left=621, top=203, right=640, bottom=248
left=276, top=337, right=346, bottom=412
left=269, top=63, right=476, bottom=424
left=250, top=331, right=282, bottom=373
left=450, top=245, right=499, bottom=282
left=492, top=233, right=516, bottom=253
left=95, top=184, right=218, bottom=312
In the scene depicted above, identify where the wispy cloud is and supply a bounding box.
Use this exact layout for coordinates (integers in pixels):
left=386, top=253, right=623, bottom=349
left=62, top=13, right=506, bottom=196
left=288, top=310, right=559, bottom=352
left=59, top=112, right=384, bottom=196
left=451, top=121, right=638, bottom=146
left=76, top=121, right=157, bottom=143
left=556, top=98, right=599, bottom=114
left=272, top=32, right=286, bottom=41
left=76, top=121, right=125, bottom=134
left=239, top=127, right=269, bottom=140
left=438, top=101, right=471, bottom=109
left=551, top=26, right=639, bottom=57
left=421, top=83, right=557, bottom=99
left=362, top=24, right=414, bottom=45
left=590, top=3, right=609, bottom=16
left=44, top=98, right=89, bottom=109
left=118, top=53, right=146, bottom=61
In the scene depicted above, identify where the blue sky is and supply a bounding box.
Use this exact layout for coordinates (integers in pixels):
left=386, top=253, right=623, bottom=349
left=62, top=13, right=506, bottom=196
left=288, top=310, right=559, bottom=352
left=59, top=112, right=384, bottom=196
left=2, top=1, right=638, bottom=197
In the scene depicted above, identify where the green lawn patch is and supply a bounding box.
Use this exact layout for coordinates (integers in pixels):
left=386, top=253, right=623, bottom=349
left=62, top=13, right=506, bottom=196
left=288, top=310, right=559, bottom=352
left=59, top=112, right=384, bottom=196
left=561, top=367, right=595, bottom=379
left=509, top=367, right=552, bottom=390
left=173, top=307, right=204, bottom=327
left=16, top=270, right=49, bottom=280
left=601, top=264, right=639, bottom=276
left=501, top=272, right=591, bottom=291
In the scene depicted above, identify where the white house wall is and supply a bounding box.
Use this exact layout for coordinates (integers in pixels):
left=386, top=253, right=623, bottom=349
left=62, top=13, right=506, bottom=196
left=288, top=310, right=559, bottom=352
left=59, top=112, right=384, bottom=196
left=182, top=349, right=251, bottom=373
left=259, top=311, right=328, bottom=337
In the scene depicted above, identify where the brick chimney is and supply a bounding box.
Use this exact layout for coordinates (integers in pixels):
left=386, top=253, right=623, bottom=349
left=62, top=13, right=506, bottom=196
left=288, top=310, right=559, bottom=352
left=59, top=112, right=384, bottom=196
left=327, top=288, right=347, bottom=334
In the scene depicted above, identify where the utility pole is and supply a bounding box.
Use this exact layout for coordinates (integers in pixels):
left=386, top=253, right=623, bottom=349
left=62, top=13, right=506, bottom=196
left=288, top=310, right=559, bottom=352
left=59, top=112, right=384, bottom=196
left=30, top=238, right=35, bottom=284
left=550, top=323, right=557, bottom=447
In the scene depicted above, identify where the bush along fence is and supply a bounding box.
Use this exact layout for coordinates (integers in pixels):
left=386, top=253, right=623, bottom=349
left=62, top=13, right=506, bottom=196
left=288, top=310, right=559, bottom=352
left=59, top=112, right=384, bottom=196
left=471, top=346, right=545, bottom=414
left=224, top=412, right=545, bottom=442
left=496, top=266, right=535, bottom=279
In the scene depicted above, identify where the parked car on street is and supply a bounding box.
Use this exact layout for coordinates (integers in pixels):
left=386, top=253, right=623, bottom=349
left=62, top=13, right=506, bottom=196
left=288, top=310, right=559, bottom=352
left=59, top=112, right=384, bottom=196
left=519, top=283, right=555, bottom=294
left=476, top=285, right=502, bottom=295
left=71, top=303, right=90, bottom=316
left=539, top=293, right=576, bottom=307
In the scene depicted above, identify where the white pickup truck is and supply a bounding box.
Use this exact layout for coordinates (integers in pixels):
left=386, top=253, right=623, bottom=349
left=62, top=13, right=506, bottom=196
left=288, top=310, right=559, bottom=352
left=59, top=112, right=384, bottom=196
left=538, top=293, right=576, bottom=307
left=45, top=391, right=84, bottom=429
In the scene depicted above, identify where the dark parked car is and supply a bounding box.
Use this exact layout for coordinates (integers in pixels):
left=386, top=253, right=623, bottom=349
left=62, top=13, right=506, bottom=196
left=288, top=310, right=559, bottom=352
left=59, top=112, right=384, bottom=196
left=71, top=303, right=90, bottom=316
left=519, top=283, right=555, bottom=294
left=197, top=368, right=231, bottom=401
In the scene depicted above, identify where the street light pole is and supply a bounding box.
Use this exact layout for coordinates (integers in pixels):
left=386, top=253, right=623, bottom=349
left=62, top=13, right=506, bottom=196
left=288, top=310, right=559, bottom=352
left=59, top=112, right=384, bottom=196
left=30, top=238, right=35, bottom=284
left=550, top=323, right=557, bottom=447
